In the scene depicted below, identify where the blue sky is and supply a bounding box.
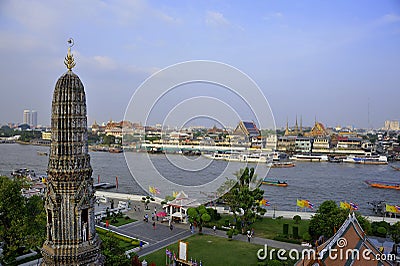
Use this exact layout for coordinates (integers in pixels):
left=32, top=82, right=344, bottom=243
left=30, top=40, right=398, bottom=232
left=0, top=0, right=399, bottom=129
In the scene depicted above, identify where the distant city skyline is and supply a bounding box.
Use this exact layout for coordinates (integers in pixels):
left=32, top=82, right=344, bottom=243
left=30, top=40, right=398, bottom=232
left=0, top=1, right=399, bottom=128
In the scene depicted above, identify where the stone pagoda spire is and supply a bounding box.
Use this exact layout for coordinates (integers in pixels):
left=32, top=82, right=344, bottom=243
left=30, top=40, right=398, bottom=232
left=41, top=39, right=103, bottom=265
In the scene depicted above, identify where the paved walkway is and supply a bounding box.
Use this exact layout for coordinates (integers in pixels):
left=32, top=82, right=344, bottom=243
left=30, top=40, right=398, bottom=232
left=96, top=198, right=308, bottom=258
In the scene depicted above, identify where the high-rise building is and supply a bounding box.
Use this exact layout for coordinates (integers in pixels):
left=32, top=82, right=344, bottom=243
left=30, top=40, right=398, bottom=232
left=31, top=110, right=37, bottom=127
left=23, top=109, right=31, bottom=125
left=384, top=120, right=399, bottom=131
left=41, top=43, right=103, bottom=265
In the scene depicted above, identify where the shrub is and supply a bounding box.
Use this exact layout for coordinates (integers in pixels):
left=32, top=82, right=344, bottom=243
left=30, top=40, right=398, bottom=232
left=293, top=215, right=301, bottom=224
left=206, top=208, right=221, bottom=221
left=303, top=232, right=312, bottom=242
left=376, top=227, right=387, bottom=237
left=283, top=223, right=289, bottom=235
left=293, top=226, right=299, bottom=239
left=224, top=219, right=230, bottom=227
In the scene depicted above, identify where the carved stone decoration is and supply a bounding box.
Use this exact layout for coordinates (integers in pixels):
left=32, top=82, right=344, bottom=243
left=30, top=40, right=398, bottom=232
left=41, top=44, right=104, bottom=265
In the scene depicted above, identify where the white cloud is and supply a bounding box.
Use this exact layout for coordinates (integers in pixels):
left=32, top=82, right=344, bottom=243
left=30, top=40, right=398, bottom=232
left=205, top=11, right=230, bottom=27
left=155, top=11, right=182, bottom=24
left=263, top=12, right=284, bottom=20
left=93, top=56, right=118, bottom=70
left=380, top=13, right=400, bottom=24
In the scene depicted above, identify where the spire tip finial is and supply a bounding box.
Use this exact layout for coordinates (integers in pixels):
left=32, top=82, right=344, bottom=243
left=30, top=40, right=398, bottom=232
left=64, top=38, right=76, bottom=71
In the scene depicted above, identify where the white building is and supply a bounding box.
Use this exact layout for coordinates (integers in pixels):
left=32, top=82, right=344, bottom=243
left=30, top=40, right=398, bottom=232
left=23, top=109, right=31, bottom=125
left=31, top=110, right=37, bottom=127
left=295, top=137, right=312, bottom=153
left=384, top=120, right=399, bottom=131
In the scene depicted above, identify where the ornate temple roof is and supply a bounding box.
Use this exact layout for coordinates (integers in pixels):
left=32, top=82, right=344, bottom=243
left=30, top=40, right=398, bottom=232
left=234, top=121, right=260, bottom=137
left=296, top=213, right=392, bottom=266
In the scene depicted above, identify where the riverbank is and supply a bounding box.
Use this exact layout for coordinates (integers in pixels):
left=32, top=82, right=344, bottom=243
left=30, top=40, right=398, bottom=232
left=95, top=191, right=400, bottom=225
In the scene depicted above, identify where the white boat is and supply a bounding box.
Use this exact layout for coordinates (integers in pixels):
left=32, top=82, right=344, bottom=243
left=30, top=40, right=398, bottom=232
left=290, top=154, right=329, bottom=162
left=343, top=155, right=388, bottom=165
left=204, top=152, right=269, bottom=163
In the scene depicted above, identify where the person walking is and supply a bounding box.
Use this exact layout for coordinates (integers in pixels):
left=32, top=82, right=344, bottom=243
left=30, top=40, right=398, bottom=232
left=247, top=230, right=252, bottom=242
left=213, top=225, right=216, bottom=235
left=152, top=221, right=156, bottom=230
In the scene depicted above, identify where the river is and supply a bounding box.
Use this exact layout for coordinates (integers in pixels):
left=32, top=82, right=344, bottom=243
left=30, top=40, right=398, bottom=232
left=0, top=143, right=399, bottom=215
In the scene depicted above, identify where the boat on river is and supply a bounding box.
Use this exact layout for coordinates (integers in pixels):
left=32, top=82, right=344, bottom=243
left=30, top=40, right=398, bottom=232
left=271, top=161, right=295, bottom=168
left=343, top=155, right=388, bottom=165
left=290, top=154, right=329, bottom=162
left=364, top=180, right=400, bottom=190
left=262, top=178, right=288, bottom=187
left=204, top=151, right=270, bottom=163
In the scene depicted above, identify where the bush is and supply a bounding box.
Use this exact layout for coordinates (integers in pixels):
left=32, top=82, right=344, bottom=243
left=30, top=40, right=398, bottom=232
left=293, top=215, right=301, bottom=224
left=224, top=219, right=230, bottom=227
left=206, top=208, right=221, bottom=221
left=293, top=226, right=299, bottom=239
left=226, top=228, right=238, bottom=240
left=303, top=232, right=312, bottom=242
left=283, top=224, right=289, bottom=235
left=376, top=227, right=387, bottom=237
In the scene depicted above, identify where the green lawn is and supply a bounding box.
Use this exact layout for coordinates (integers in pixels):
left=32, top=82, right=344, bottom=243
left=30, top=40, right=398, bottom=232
left=142, top=234, right=297, bottom=266
left=207, top=215, right=309, bottom=241
left=96, top=227, right=140, bottom=251
left=252, top=217, right=309, bottom=240
left=102, top=216, right=136, bottom=227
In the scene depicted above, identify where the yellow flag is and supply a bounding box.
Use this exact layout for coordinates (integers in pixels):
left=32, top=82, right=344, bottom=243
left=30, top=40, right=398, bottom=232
left=340, top=201, right=351, bottom=209
left=297, top=199, right=306, bottom=208
left=386, top=204, right=398, bottom=213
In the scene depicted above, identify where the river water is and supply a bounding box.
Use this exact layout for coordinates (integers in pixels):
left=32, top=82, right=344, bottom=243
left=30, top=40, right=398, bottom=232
left=1, top=143, right=399, bottom=215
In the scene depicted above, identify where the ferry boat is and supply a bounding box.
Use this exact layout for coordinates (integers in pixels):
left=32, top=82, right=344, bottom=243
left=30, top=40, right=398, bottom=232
left=343, top=155, right=388, bottom=165
left=364, top=180, right=400, bottom=190
left=271, top=161, right=295, bottom=168
left=261, top=178, right=288, bottom=187
left=290, top=154, right=329, bottom=162
left=204, top=152, right=269, bottom=163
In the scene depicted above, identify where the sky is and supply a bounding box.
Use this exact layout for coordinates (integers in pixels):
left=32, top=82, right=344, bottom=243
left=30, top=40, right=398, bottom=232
left=0, top=0, right=399, bottom=129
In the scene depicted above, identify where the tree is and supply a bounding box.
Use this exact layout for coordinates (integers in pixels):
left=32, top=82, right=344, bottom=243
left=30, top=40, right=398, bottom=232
left=0, top=176, right=46, bottom=263
left=0, top=176, right=26, bottom=263
left=23, top=195, right=46, bottom=249
left=101, top=134, right=116, bottom=145
left=101, top=233, right=131, bottom=266
left=308, top=200, right=348, bottom=240
left=187, top=205, right=211, bottom=233
left=221, top=167, right=265, bottom=232
left=390, top=222, right=400, bottom=244
left=308, top=200, right=371, bottom=241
